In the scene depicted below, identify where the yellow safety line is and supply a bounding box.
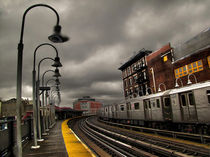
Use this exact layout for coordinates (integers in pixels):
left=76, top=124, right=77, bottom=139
left=62, top=118, right=96, bottom=157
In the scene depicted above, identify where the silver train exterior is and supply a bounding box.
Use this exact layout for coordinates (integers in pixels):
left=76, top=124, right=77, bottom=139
left=99, top=81, right=210, bottom=133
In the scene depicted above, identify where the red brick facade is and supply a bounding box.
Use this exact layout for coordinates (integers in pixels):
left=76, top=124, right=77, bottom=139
left=146, top=43, right=175, bottom=93
left=173, top=48, right=210, bottom=86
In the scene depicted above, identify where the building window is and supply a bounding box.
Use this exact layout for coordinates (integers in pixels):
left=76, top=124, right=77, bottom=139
left=143, top=71, right=147, bottom=79
left=207, top=56, right=210, bottom=68
left=129, top=78, right=133, bottom=85
left=124, top=80, right=127, bottom=87
left=133, top=75, right=138, bottom=83
left=163, top=55, right=168, bottom=62
left=127, top=67, right=131, bottom=76
left=175, top=60, right=203, bottom=78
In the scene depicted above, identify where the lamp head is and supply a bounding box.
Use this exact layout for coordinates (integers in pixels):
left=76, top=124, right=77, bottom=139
left=48, top=25, right=69, bottom=43
left=175, top=82, right=179, bottom=88
left=53, top=68, right=61, bottom=77
left=55, top=78, right=60, bottom=85
left=158, top=88, right=161, bottom=92
left=52, top=57, right=62, bottom=67
left=187, top=79, right=192, bottom=85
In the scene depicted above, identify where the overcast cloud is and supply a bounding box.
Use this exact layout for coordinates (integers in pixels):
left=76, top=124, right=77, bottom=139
left=1, top=0, right=210, bottom=107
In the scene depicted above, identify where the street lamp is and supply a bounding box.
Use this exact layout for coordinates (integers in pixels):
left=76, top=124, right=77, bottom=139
left=16, top=4, right=68, bottom=156
left=175, top=78, right=183, bottom=88
left=41, top=70, right=60, bottom=132
left=187, top=73, right=197, bottom=85
left=158, top=83, right=166, bottom=92
left=49, top=88, right=60, bottom=127
left=146, top=87, right=153, bottom=95
left=45, top=79, right=60, bottom=127
left=36, top=57, right=60, bottom=140
left=32, top=43, right=62, bottom=147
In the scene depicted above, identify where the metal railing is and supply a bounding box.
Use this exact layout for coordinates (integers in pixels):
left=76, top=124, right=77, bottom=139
left=0, top=117, right=32, bottom=157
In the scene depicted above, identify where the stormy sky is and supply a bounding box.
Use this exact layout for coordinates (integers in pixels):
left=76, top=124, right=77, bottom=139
left=1, top=0, right=210, bottom=107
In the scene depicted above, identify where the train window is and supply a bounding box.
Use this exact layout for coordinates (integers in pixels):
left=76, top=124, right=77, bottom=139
left=105, top=108, right=108, bottom=112
left=148, top=101, right=151, bottom=108
left=207, top=90, right=210, bottom=104
left=188, top=93, right=195, bottom=106
left=120, top=105, right=124, bottom=111
left=144, top=101, right=147, bottom=109
left=156, top=99, right=160, bottom=108
left=181, top=94, right=187, bottom=106
left=152, top=102, right=155, bottom=107
left=164, top=97, right=171, bottom=107
left=127, top=102, right=131, bottom=110
left=134, top=103, right=139, bottom=110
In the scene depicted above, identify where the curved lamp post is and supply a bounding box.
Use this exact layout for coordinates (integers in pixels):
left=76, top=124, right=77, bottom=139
left=175, top=78, right=183, bottom=88
left=46, top=80, right=60, bottom=127
left=49, top=88, right=60, bottom=127
left=41, top=70, right=60, bottom=132
left=16, top=4, right=68, bottom=156
left=187, top=73, right=197, bottom=85
left=158, top=83, right=166, bottom=92
left=32, top=43, right=62, bottom=147
left=36, top=57, right=61, bottom=141
left=146, top=87, right=153, bottom=95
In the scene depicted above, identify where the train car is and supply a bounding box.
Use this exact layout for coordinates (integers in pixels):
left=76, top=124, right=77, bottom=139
left=99, top=81, right=210, bottom=134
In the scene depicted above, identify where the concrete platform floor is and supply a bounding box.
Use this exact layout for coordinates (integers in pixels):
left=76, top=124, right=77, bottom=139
left=23, top=121, right=68, bottom=157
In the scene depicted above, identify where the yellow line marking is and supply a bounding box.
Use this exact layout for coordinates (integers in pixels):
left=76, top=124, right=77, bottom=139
left=62, top=118, right=96, bottom=157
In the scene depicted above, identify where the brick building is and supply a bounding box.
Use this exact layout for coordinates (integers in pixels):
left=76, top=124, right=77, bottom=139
left=119, top=49, right=152, bottom=99
left=73, top=96, right=102, bottom=115
left=119, top=28, right=210, bottom=99
left=173, top=28, right=210, bottom=87
left=146, top=43, right=174, bottom=93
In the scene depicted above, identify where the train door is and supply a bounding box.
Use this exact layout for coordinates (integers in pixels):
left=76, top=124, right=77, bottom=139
left=162, top=96, right=172, bottom=121
left=180, top=92, right=198, bottom=121
left=144, top=99, right=152, bottom=120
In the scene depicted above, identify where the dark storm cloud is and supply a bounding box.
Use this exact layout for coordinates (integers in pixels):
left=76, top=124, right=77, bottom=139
left=1, top=0, right=210, bottom=106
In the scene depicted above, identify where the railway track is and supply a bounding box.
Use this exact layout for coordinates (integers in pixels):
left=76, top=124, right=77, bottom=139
left=69, top=116, right=210, bottom=157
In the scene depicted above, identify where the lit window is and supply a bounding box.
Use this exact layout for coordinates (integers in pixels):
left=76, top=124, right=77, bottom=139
left=163, top=56, right=168, bottom=62
left=207, top=56, right=210, bottom=68
left=175, top=60, right=203, bottom=78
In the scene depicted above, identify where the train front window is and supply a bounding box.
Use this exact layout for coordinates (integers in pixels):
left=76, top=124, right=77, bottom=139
left=164, top=97, right=171, bottom=107
left=181, top=94, right=187, bottom=106
left=188, top=93, right=195, bottom=106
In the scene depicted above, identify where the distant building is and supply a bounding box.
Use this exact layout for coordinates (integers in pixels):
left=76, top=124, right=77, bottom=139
left=0, top=98, right=32, bottom=118
left=119, top=49, right=152, bottom=99
left=146, top=43, right=174, bottom=93
left=73, top=96, right=102, bottom=115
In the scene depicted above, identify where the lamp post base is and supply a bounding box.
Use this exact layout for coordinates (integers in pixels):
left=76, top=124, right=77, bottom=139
left=31, top=145, right=40, bottom=149
left=42, top=132, right=48, bottom=136
left=37, top=139, right=44, bottom=142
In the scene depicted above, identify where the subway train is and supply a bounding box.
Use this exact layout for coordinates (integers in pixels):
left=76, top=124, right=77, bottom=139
left=98, top=81, right=210, bottom=134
